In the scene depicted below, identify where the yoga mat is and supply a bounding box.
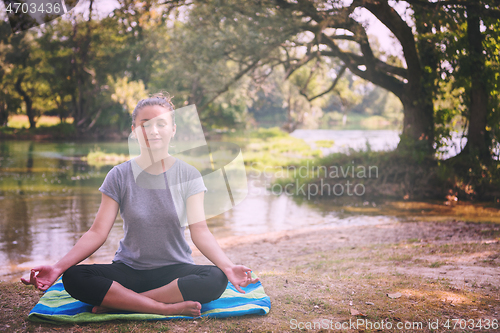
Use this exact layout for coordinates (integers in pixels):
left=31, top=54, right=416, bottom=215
left=28, top=274, right=270, bottom=323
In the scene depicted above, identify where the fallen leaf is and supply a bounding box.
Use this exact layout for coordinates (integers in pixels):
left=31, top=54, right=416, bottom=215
left=387, top=292, right=402, bottom=299
left=350, top=308, right=366, bottom=316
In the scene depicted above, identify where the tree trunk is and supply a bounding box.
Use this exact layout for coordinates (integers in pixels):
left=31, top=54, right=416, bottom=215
left=329, top=0, right=437, bottom=158
left=399, top=90, right=434, bottom=155
left=283, top=94, right=295, bottom=133
left=396, top=4, right=437, bottom=157
left=0, top=100, right=8, bottom=126
left=14, top=75, right=36, bottom=129
left=461, top=4, right=490, bottom=161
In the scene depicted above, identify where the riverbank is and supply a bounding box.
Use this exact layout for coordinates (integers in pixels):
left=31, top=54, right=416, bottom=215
left=2, top=219, right=498, bottom=332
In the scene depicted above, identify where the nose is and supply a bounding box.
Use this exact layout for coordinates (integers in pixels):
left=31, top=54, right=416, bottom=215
left=148, top=124, right=160, bottom=135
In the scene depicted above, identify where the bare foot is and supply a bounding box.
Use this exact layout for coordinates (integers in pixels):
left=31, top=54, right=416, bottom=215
left=91, top=301, right=202, bottom=317
left=91, top=305, right=112, bottom=314
left=164, top=301, right=202, bottom=317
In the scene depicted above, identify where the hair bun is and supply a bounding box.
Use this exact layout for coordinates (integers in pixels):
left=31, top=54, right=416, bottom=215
left=131, top=91, right=176, bottom=126
left=149, top=91, right=172, bottom=101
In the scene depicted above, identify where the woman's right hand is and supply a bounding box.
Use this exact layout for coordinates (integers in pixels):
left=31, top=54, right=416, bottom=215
left=20, top=193, right=118, bottom=292
left=21, top=265, right=62, bottom=291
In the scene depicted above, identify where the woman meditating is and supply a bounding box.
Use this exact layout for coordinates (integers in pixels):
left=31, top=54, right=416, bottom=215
left=21, top=93, right=258, bottom=317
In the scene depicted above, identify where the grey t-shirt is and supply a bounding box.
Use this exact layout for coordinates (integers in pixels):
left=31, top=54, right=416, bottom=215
left=99, top=158, right=207, bottom=270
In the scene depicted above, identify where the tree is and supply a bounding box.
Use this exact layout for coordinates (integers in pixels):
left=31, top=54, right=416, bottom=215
left=244, top=0, right=435, bottom=156
left=148, top=0, right=299, bottom=129
left=34, top=0, right=151, bottom=134
left=404, top=0, right=500, bottom=164
left=0, top=21, right=21, bottom=126
left=7, top=31, right=43, bottom=129
left=190, top=0, right=497, bottom=160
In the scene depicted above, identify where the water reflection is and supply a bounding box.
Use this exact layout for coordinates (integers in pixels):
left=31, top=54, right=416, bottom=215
left=0, top=140, right=126, bottom=281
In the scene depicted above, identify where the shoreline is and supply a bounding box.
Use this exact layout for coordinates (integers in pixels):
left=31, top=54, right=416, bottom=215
left=8, top=222, right=394, bottom=284
left=7, top=218, right=499, bottom=285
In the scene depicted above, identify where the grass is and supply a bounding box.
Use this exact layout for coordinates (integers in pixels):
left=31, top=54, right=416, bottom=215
left=0, top=120, right=76, bottom=139
left=429, top=261, right=447, bottom=268
left=84, top=146, right=129, bottom=167
left=222, top=127, right=322, bottom=172
left=7, top=115, right=73, bottom=128
left=314, top=140, right=335, bottom=148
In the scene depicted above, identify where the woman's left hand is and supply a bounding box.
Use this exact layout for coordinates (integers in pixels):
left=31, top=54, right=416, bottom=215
left=224, top=265, right=259, bottom=293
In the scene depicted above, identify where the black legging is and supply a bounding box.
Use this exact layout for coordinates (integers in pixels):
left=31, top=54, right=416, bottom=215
left=62, top=262, right=228, bottom=306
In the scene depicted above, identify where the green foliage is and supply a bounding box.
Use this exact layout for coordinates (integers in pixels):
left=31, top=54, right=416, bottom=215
left=439, top=153, right=500, bottom=201
left=85, top=146, right=128, bottom=167
left=200, top=90, right=250, bottom=130
left=108, top=76, right=148, bottom=115
left=35, top=122, right=76, bottom=136
left=0, top=122, right=76, bottom=139
left=314, top=140, right=335, bottom=148
left=0, top=0, right=498, bottom=176
left=222, top=128, right=321, bottom=170
left=249, top=127, right=289, bottom=139
left=272, top=148, right=444, bottom=200
left=434, top=2, right=500, bottom=159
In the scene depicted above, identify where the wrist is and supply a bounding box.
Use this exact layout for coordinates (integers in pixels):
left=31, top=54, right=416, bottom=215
left=221, top=264, right=235, bottom=275
left=52, top=263, right=66, bottom=276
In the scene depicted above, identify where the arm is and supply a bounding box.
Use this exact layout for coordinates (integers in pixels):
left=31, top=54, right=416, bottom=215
left=21, top=193, right=119, bottom=290
left=187, top=192, right=259, bottom=293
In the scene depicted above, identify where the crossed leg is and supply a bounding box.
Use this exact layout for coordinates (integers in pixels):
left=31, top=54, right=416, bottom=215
left=62, top=263, right=227, bottom=317
left=95, top=279, right=201, bottom=316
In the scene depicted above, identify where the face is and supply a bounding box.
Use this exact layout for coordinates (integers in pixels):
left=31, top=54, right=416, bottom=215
left=131, top=105, right=176, bottom=153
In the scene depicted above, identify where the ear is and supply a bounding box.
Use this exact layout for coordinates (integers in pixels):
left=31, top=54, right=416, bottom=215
left=172, top=124, right=176, bottom=138
left=130, top=125, right=135, bottom=138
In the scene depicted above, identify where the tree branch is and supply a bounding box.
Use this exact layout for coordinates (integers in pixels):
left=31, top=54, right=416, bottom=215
left=321, top=48, right=407, bottom=79
left=406, top=0, right=499, bottom=7
left=284, top=50, right=318, bottom=80
left=353, top=0, right=421, bottom=80
left=294, top=1, right=408, bottom=91
left=198, top=57, right=261, bottom=112
left=320, top=43, right=405, bottom=98
left=306, top=64, right=347, bottom=102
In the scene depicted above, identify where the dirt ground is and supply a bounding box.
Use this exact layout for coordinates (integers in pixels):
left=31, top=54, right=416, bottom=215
left=207, top=220, right=500, bottom=289
left=1, top=219, right=499, bottom=332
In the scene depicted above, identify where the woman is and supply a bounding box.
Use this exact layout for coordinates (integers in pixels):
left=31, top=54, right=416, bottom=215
left=21, top=93, right=258, bottom=317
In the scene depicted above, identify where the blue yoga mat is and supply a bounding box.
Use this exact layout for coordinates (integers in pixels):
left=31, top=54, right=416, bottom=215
left=28, top=274, right=270, bottom=323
